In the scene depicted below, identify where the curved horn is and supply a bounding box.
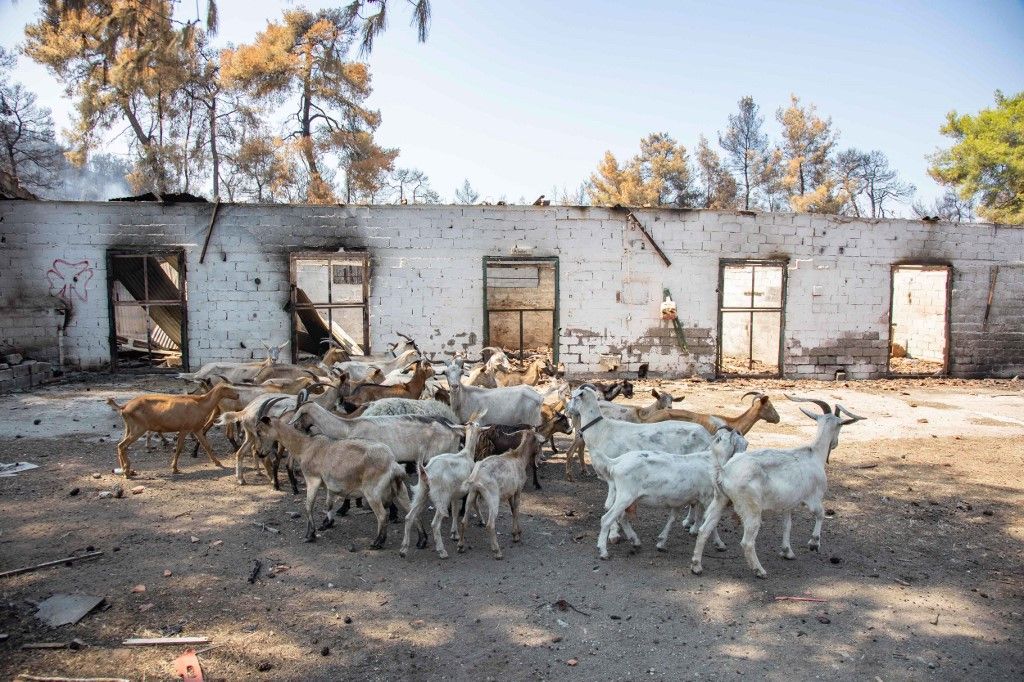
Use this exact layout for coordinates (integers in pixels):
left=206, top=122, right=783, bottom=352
left=211, top=374, right=231, bottom=386
left=835, top=404, right=866, bottom=423
left=786, top=394, right=831, bottom=415
left=300, top=368, right=321, bottom=379
left=257, top=395, right=290, bottom=422
left=296, top=388, right=310, bottom=406
left=741, top=391, right=765, bottom=403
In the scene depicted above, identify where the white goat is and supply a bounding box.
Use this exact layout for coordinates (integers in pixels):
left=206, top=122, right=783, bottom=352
left=288, top=402, right=462, bottom=465
left=566, top=386, right=711, bottom=543
left=179, top=341, right=287, bottom=385
left=400, top=415, right=486, bottom=559
left=690, top=396, right=865, bottom=578
left=445, top=359, right=543, bottom=427
left=563, top=389, right=676, bottom=480
left=597, top=426, right=748, bottom=559
left=335, top=349, right=420, bottom=384
left=457, top=431, right=545, bottom=560
left=361, top=397, right=459, bottom=423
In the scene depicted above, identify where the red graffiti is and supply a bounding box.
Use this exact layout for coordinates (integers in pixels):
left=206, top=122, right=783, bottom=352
left=47, top=258, right=94, bottom=304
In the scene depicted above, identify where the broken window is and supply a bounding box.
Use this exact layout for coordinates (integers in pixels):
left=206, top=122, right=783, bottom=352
left=107, top=250, right=188, bottom=371
left=290, top=252, right=370, bottom=361
left=483, top=257, right=559, bottom=362
left=718, top=260, right=786, bottom=377
left=889, top=264, right=950, bottom=375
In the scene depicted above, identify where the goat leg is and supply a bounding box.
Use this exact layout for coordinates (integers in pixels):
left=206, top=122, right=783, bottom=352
left=337, top=498, right=351, bottom=517
left=318, top=490, right=336, bottom=531
left=532, top=457, right=542, bottom=491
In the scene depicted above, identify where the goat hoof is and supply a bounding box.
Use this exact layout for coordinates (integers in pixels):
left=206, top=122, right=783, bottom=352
left=754, top=569, right=768, bottom=579
left=599, top=553, right=609, bottom=561
left=690, top=562, right=703, bottom=575
left=370, top=542, right=385, bottom=550
left=318, top=520, right=334, bottom=531
left=399, top=549, right=408, bottom=558
left=807, top=541, right=820, bottom=552
left=655, top=544, right=667, bottom=553
left=303, top=535, right=316, bottom=543
left=438, top=551, right=449, bottom=560
left=714, top=543, right=728, bottom=552
left=416, top=537, right=428, bottom=550
left=780, top=548, right=795, bottom=559
left=493, top=553, right=504, bottom=560
left=457, top=545, right=466, bottom=554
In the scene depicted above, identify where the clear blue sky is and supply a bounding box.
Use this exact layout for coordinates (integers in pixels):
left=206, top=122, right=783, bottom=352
left=2, top=0, right=1022, bottom=210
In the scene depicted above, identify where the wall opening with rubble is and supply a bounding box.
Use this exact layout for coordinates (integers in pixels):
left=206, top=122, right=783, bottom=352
left=1, top=200, right=1022, bottom=390
left=889, top=264, right=950, bottom=375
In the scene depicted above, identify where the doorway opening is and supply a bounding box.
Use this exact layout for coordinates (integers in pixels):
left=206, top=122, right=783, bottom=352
left=889, top=264, right=951, bottom=376
left=483, top=257, right=559, bottom=363
left=107, top=250, right=188, bottom=371
left=289, top=251, right=370, bottom=362
left=717, top=259, right=786, bottom=377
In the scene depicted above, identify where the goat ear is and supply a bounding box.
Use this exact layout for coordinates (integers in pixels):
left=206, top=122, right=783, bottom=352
left=798, top=406, right=820, bottom=421
left=651, top=389, right=661, bottom=398
left=672, top=395, right=685, bottom=402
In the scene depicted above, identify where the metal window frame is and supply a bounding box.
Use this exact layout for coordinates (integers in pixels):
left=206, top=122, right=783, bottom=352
left=482, top=256, right=560, bottom=364
left=716, top=258, right=788, bottom=379
left=288, top=250, right=371, bottom=362
left=886, top=261, right=953, bottom=378
left=106, top=248, right=190, bottom=373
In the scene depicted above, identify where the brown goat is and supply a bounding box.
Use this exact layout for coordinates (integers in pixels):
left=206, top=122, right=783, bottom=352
left=343, top=360, right=432, bottom=410
left=107, top=383, right=239, bottom=478
left=493, top=357, right=553, bottom=387
left=638, top=391, right=780, bottom=435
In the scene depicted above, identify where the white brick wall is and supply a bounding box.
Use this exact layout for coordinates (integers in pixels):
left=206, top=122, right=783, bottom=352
left=0, top=201, right=1022, bottom=379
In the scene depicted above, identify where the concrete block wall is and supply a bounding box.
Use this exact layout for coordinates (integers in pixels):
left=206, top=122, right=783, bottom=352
left=0, top=200, right=1022, bottom=379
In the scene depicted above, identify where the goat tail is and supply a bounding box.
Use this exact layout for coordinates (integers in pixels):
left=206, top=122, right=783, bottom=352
left=416, top=462, right=430, bottom=492
left=390, top=462, right=409, bottom=500
left=106, top=397, right=126, bottom=412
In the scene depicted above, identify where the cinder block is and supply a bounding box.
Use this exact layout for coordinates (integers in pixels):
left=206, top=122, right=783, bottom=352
left=3, top=353, right=23, bottom=365
left=11, top=364, right=31, bottom=378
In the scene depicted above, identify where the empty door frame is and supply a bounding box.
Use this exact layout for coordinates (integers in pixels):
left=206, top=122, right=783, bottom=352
left=716, top=258, right=788, bottom=378
left=887, top=262, right=952, bottom=377
left=482, top=256, right=559, bottom=364
left=106, top=248, right=189, bottom=372
left=288, top=251, right=370, bottom=362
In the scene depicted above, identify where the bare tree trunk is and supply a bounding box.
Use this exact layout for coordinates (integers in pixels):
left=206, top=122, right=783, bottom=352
left=209, top=100, right=220, bottom=200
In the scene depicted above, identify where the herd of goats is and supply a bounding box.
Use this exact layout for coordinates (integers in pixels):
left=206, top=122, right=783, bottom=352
left=105, top=335, right=865, bottom=579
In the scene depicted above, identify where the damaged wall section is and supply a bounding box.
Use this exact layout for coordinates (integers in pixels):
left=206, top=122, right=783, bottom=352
left=0, top=201, right=1021, bottom=380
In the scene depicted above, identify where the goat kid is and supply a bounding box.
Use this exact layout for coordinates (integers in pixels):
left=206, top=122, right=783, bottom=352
left=597, top=426, right=748, bottom=559
left=400, top=416, right=487, bottom=559
left=458, top=431, right=545, bottom=560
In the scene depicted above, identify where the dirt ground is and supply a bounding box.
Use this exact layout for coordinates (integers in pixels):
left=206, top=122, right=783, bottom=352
left=1, top=373, right=1022, bottom=681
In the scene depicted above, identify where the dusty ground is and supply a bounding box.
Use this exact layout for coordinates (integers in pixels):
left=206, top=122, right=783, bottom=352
left=1, top=373, right=1022, bottom=681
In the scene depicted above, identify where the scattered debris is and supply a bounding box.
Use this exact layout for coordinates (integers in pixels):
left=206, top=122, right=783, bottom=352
left=267, top=564, right=290, bottom=577
left=122, top=636, right=210, bottom=646
left=0, top=550, right=104, bottom=579
left=548, top=599, right=590, bottom=616
left=15, top=671, right=130, bottom=675
left=567, top=658, right=579, bottom=667
left=190, top=536, right=200, bottom=543
left=164, top=569, right=173, bottom=577
left=252, top=522, right=281, bottom=534
left=932, top=613, right=940, bottom=625
left=131, top=584, right=147, bottom=593
left=247, top=560, right=262, bottom=584
left=139, top=603, right=154, bottom=612
left=35, top=594, right=105, bottom=627
left=0, top=461, right=39, bottom=477
left=69, top=488, right=80, bottom=496
left=320, top=646, right=330, bottom=656
left=173, top=648, right=205, bottom=682
left=774, top=596, right=827, bottom=603
left=209, top=540, right=223, bottom=547
left=131, top=485, right=145, bottom=495
left=816, top=615, right=831, bottom=624
left=21, top=641, right=71, bottom=650
left=98, top=491, right=114, bottom=500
